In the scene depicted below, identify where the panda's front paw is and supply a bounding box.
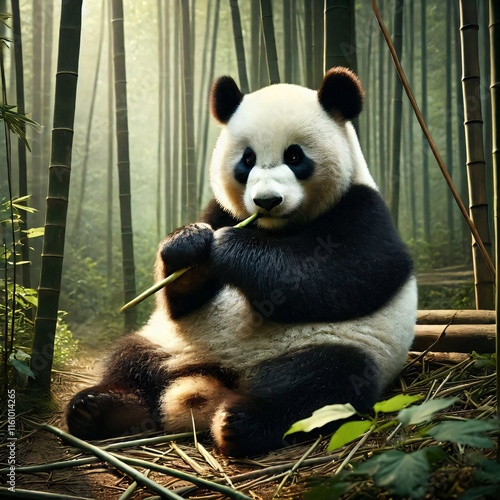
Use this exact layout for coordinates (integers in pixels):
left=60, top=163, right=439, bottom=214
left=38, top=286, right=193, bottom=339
left=159, top=223, right=214, bottom=274
left=211, top=396, right=283, bottom=457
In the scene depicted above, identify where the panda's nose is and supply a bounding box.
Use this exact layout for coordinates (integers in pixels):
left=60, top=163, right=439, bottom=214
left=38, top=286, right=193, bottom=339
left=253, top=196, right=283, bottom=212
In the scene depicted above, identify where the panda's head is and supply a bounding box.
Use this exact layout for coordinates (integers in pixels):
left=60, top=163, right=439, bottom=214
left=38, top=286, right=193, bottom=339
left=209, top=67, right=377, bottom=230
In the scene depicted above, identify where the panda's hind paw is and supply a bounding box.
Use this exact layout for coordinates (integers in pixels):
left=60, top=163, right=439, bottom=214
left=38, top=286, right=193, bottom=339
left=66, top=387, right=155, bottom=440
left=211, top=397, right=282, bottom=457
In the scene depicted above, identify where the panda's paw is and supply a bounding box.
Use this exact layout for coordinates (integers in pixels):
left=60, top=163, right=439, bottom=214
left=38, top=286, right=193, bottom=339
left=159, top=223, right=214, bottom=273
left=211, top=396, right=282, bottom=457
left=66, top=387, right=155, bottom=440
left=66, top=388, right=114, bottom=440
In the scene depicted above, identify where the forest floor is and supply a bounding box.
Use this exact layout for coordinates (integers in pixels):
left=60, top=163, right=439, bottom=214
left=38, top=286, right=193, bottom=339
left=1, top=349, right=498, bottom=499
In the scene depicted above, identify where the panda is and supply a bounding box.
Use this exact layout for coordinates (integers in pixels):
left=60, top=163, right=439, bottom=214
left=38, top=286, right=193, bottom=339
left=67, top=67, right=417, bottom=457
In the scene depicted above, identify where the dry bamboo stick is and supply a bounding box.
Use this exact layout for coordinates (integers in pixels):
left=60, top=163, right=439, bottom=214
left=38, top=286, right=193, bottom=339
left=416, top=309, right=495, bottom=324
left=413, top=324, right=495, bottom=353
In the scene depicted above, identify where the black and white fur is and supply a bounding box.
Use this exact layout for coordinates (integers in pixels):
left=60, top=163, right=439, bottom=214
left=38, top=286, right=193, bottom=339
left=67, top=67, right=417, bottom=457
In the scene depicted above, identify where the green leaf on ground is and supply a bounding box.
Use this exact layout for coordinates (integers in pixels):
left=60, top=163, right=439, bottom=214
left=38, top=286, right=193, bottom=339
left=374, top=393, right=424, bottom=413
left=397, top=397, right=459, bottom=426
left=328, top=419, right=372, bottom=451
left=284, top=403, right=357, bottom=437
left=427, top=419, right=500, bottom=449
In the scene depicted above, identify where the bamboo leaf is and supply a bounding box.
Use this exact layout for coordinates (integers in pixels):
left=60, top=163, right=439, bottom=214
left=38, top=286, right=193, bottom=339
left=327, top=419, right=372, bottom=451
left=427, top=419, right=500, bottom=448
left=397, top=397, right=459, bottom=426
left=284, top=404, right=357, bottom=437
left=374, top=394, right=424, bottom=413
left=10, top=358, right=35, bottom=379
left=23, top=227, right=45, bottom=238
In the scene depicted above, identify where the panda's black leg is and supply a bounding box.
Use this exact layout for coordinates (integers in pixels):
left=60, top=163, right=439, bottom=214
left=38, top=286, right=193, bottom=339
left=212, top=344, right=381, bottom=457
left=66, top=335, right=170, bottom=440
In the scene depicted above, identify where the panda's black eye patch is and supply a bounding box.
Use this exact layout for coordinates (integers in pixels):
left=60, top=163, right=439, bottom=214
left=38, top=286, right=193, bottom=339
left=234, top=147, right=256, bottom=184
left=284, top=144, right=314, bottom=180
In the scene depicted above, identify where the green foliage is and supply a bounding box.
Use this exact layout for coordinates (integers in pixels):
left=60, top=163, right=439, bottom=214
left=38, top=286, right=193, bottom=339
left=426, top=419, right=500, bottom=449
left=291, top=394, right=499, bottom=499
left=397, top=397, right=458, bottom=426
left=327, top=419, right=372, bottom=452
left=284, top=403, right=357, bottom=437
left=0, top=104, right=38, bottom=151
left=1, top=199, right=77, bottom=387
left=355, top=447, right=447, bottom=499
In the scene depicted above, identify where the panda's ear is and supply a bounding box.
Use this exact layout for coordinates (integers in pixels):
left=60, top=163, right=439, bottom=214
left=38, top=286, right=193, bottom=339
left=210, top=76, right=244, bottom=124
left=318, top=67, right=364, bottom=120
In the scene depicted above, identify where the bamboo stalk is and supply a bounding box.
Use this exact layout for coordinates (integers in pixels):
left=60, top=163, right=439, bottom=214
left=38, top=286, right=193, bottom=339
left=229, top=0, right=250, bottom=93
left=29, top=0, right=83, bottom=394
left=42, top=425, right=184, bottom=500
left=111, top=0, right=137, bottom=330
left=488, top=0, right=500, bottom=419
left=370, top=0, right=495, bottom=280
left=459, top=0, right=495, bottom=309
left=412, top=324, right=495, bottom=353
left=0, top=488, right=91, bottom=500
left=416, top=309, right=495, bottom=325
left=259, top=0, right=280, bottom=84
left=120, top=213, right=259, bottom=312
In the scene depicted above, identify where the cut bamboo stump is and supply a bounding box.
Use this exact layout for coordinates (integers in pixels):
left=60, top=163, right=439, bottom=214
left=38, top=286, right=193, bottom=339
left=412, top=309, right=495, bottom=353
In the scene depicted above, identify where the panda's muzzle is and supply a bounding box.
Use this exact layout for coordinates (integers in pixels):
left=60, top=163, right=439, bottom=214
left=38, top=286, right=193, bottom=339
left=253, top=196, right=283, bottom=212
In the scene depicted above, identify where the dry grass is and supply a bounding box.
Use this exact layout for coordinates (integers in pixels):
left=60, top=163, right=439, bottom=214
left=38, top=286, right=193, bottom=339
left=0, top=351, right=497, bottom=499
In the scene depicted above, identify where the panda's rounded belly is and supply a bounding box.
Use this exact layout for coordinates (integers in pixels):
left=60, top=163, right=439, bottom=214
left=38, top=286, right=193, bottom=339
left=139, top=277, right=417, bottom=387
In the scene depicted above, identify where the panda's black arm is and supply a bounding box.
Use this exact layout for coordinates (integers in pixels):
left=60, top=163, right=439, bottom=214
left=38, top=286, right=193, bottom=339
left=158, top=201, right=242, bottom=319
left=211, top=185, right=413, bottom=323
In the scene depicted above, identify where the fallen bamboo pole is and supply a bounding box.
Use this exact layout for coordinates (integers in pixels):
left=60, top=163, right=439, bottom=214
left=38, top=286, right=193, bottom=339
left=416, top=309, right=495, bottom=324
left=413, top=324, right=495, bottom=353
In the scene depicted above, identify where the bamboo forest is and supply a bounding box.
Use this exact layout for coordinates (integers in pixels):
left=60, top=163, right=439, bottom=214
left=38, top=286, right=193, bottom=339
left=1, top=0, right=500, bottom=498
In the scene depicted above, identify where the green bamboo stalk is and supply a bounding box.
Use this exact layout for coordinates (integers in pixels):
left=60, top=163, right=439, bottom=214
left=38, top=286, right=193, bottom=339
left=0, top=432, right=195, bottom=476
left=0, top=488, right=91, bottom=500
left=459, top=0, right=495, bottom=309
left=106, top=0, right=114, bottom=284
left=42, top=425, right=184, bottom=500
left=389, top=0, right=403, bottom=226
left=421, top=0, right=430, bottom=242
left=112, top=454, right=252, bottom=500
left=312, top=0, right=323, bottom=88
left=120, top=212, right=259, bottom=312
left=180, top=0, right=197, bottom=222
left=283, top=0, right=292, bottom=82
left=259, top=0, right=280, bottom=84
left=229, top=0, right=249, bottom=93
left=29, top=0, right=83, bottom=394
left=11, top=0, right=30, bottom=291
left=156, top=0, right=164, bottom=242
left=304, top=0, right=313, bottom=87
left=488, top=0, right=500, bottom=418
left=197, top=0, right=220, bottom=205
left=72, top=4, right=105, bottom=240
left=445, top=0, right=454, bottom=249
left=324, top=0, right=355, bottom=70
left=111, top=0, right=137, bottom=329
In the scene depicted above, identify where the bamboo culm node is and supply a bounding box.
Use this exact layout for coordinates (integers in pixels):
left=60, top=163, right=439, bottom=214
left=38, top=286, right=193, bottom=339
left=120, top=212, right=260, bottom=312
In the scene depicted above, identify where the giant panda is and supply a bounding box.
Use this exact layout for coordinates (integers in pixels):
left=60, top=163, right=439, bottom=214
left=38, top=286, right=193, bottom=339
left=67, top=67, right=417, bottom=457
